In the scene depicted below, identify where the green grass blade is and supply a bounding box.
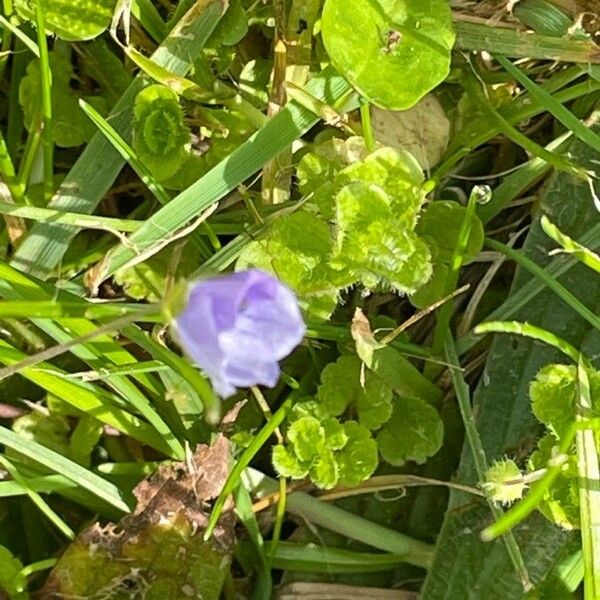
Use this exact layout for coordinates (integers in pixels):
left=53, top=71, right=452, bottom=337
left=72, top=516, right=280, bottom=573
left=541, top=215, right=600, bottom=274
left=575, top=358, right=600, bottom=600
left=0, top=426, right=130, bottom=512
left=264, top=541, right=408, bottom=573
left=11, top=0, right=228, bottom=279
left=0, top=455, right=74, bottom=540
left=0, top=261, right=183, bottom=458
left=477, top=131, right=572, bottom=224
left=485, top=237, right=600, bottom=333
left=0, top=200, right=143, bottom=232
left=204, top=398, right=292, bottom=540
left=474, top=321, right=580, bottom=362
left=78, top=99, right=171, bottom=205
left=96, top=68, right=352, bottom=280
left=458, top=222, right=600, bottom=354
left=445, top=332, right=532, bottom=590
left=454, top=19, right=600, bottom=63
left=33, top=1, right=53, bottom=199
left=496, top=55, right=600, bottom=157
left=243, top=468, right=434, bottom=569
left=0, top=340, right=173, bottom=455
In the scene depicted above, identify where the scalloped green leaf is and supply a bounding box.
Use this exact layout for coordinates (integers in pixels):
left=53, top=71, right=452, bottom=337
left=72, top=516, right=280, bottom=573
left=318, top=355, right=393, bottom=430
left=287, top=416, right=325, bottom=463
left=309, top=446, right=339, bottom=489
left=321, top=0, right=455, bottom=109
left=236, top=210, right=341, bottom=319
left=376, top=396, right=443, bottom=466
left=336, top=146, right=426, bottom=225
left=297, top=136, right=368, bottom=215
left=337, top=421, right=378, bottom=486
left=331, top=181, right=432, bottom=293
left=322, top=417, right=348, bottom=450
left=272, top=444, right=310, bottom=479
left=528, top=434, right=580, bottom=530
left=530, top=364, right=578, bottom=439
left=19, top=51, right=105, bottom=147
left=133, top=84, right=191, bottom=182
left=15, top=0, right=117, bottom=41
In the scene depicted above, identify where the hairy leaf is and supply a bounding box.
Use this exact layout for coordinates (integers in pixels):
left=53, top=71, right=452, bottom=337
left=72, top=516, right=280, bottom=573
left=237, top=210, right=341, bottom=319
left=529, top=434, right=580, bottom=530
left=336, top=421, right=378, bottom=486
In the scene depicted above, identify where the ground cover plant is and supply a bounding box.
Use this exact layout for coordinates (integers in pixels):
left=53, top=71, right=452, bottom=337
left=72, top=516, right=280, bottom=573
left=0, top=0, right=599, bottom=598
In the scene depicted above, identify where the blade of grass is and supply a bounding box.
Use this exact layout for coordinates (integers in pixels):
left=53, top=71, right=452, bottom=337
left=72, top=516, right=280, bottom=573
left=78, top=99, right=171, bottom=205
left=0, top=15, right=39, bottom=56
left=0, top=425, right=130, bottom=512
left=32, top=1, right=52, bottom=199
left=454, top=19, right=600, bottom=63
left=434, top=77, right=600, bottom=182
left=204, top=397, right=292, bottom=540
left=485, top=237, right=600, bottom=333
left=496, top=55, right=600, bottom=158
left=263, top=541, right=415, bottom=573
left=0, top=455, right=74, bottom=540
left=474, top=321, right=580, bottom=362
left=11, top=0, right=228, bottom=279
left=476, top=130, right=573, bottom=224
left=243, top=468, right=434, bottom=569
left=0, top=339, right=174, bottom=455
left=445, top=332, right=533, bottom=591
left=95, top=68, right=353, bottom=281
left=0, top=200, right=143, bottom=232
left=0, top=261, right=184, bottom=457
left=428, top=186, right=480, bottom=373
left=121, top=323, right=219, bottom=425
left=461, top=69, right=585, bottom=180
left=541, top=215, right=600, bottom=274
left=575, top=357, right=600, bottom=600
left=458, top=221, right=600, bottom=354
left=132, top=0, right=166, bottom=42
left=0, top=475, right=77, bottom=497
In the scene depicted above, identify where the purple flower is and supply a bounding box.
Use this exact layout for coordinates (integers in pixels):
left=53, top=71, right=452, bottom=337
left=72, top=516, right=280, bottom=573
left=173, top=269, right=305, bottom=398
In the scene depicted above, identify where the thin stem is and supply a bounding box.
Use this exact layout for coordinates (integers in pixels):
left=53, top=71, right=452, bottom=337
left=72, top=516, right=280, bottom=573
left=445, top=333, right=533, bottom=591
left=474, top=321, right=580, bottom=363
left=268, top=476, right=287, bottom=569
left=575, top=358, right=600, bottom=600
left=0, top=307, right=157, bottom=381
left=360, top=99, right=375, bottom=152
left=485, top=237, right=600, bottom=333
left=33, top=3, right=53, bottom=199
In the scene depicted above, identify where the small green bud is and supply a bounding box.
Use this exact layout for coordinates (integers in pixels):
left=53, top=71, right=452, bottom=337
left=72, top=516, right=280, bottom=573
left=483, top=459, right=526, bottom=505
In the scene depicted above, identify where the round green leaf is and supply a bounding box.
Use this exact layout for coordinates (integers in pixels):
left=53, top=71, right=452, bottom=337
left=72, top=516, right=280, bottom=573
left=287, top=416, right=325, bottom=463
left=309, top=446, right=339, bottom=489
left=337, top=421, right=378, bottom=486
left=272, top=444, right=310, bottom=479
left=16, top=0, right=117, bottom=41
left=376, top=396, right=443, bottom=466
left=321, top=0, right=455, bottom=109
